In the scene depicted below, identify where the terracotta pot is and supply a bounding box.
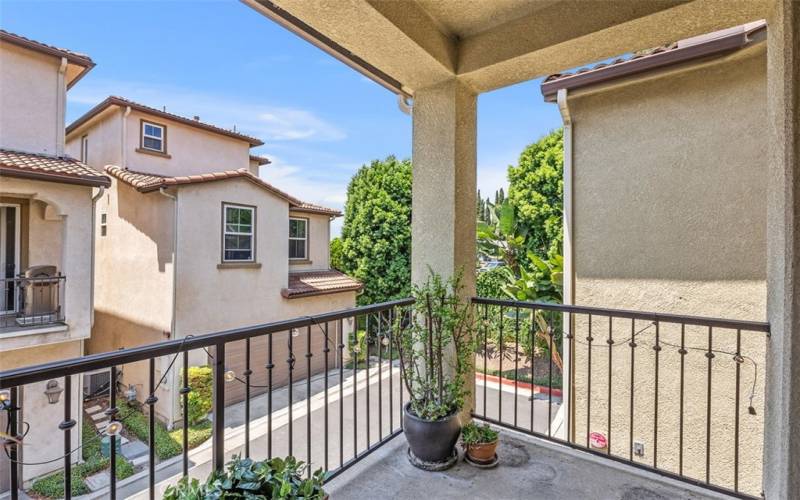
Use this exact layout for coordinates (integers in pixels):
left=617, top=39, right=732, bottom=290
left=466, top=439, right=498, bottom=463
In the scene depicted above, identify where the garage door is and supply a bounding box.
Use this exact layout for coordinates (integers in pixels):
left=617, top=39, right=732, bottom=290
left=222, top=321, right=343, bottom=407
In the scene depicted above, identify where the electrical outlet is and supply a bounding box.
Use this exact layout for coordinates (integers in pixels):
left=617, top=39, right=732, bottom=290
left=633, top=441, right=645, bottom=457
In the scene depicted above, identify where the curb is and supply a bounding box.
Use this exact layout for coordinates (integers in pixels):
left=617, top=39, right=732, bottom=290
left=476, top=373, right=563, bottom=397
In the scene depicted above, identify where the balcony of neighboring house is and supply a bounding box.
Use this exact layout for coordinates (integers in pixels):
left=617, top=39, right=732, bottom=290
left=0, top=270, right=66, bottom=334
left=0, top=298, right=769, bottom=499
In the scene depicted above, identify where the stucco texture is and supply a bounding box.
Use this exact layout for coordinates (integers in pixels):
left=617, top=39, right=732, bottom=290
left=567, top=48, right=767, bottom=496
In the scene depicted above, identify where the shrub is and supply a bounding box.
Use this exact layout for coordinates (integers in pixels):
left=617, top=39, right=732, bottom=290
left=169, top=419, right=212, bottom=449
left=164, top=455, right=327, bottom=500
left=184, top=366, right=212, bottom=425
left=476, top=266, right=507, bottom=299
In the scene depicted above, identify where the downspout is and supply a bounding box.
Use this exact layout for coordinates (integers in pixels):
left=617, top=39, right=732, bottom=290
left=557, top=88, right=574, bottom=442
left=159, top=187, right=179, bottom=429
left=121, top=106, right=131, bottom=167
left=90, top=186, right=105, bottom=327
left=56, top=57, right=67, bottom=156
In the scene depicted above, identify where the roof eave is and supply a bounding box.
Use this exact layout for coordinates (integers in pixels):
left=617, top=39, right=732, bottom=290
left=0, top=166, right=111, bottom=188
left=540, top=23, right=766, bottom=101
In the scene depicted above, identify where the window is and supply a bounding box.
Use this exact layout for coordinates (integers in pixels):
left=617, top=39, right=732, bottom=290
left=141, top=121, right=166, bottom=153
left=289, top=217, right=308, bottom=260
left=100, top=213, right=107, bottom=237
left=222, top=204, right=255, bottom=262
left=80, top=135, right=88, bottom=163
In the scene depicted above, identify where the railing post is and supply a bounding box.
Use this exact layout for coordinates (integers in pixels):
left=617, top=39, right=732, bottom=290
left=9, top=387, right=19, bottom=500
left=212, top=342, right=226, bottom=471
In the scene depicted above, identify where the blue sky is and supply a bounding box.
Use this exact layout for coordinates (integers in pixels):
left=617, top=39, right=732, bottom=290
left=2, top=0, right=562, bottom=236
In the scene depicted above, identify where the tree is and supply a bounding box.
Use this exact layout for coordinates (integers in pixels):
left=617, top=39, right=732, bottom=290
left=329, top=237, right=344, bottom=271
left=339, top=156, right=412, bottom=305
left=507, top=128, right=564, bottom=258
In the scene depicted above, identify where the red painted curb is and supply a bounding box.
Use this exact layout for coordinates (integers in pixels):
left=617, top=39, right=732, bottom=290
left=476, top=373, right=563, bottom=398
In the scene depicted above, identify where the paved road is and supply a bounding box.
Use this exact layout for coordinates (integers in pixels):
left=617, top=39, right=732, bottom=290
left=110, top=361, right=560, bottom=499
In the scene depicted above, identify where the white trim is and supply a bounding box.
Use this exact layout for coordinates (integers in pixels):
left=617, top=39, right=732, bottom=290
left=141, top=121, right=165, bottom=153
left=557, top=88, right=573, bottom=442
left=222, top=203, right=255, bottom=262
left=288, top=217, right=308, bottom=260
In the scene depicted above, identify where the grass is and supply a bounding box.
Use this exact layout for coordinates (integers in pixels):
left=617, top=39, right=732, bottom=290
left=478, top=367, right=563, bottom=389
left=119, top=401, right=212, bottom=460
left=29, top=421, right=135, bottom=499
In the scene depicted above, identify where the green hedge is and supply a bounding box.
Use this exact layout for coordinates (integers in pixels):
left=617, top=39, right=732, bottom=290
left=118, top=401, right=182, bottom=459
left=184, top=366, right=212, bottom=425
left=30, top=421, right=134, bottom=499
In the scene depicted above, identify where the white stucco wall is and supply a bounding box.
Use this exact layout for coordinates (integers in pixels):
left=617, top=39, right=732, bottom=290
left=65, top=107, right=122, bottom=169
left=0, top=42, right=61, bottom=155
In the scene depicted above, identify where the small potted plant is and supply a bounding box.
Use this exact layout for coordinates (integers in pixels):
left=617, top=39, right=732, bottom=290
left=393, top=270, right=474, bottom=470
left=163, top=455, right=327, bottom=499
left=461, top=422, right=499, bottom=466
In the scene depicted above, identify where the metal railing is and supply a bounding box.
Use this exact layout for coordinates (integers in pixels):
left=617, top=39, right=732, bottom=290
left=0, top=275, right=66, bottom=330
left=0, top=298, right=413, bottom=500
left=471, top=297, right=770, bottom=499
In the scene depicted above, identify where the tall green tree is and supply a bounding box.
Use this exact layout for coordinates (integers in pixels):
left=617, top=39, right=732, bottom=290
left=507, top=128, right=564, bottom=258
left=339, top=156, right=412, bottom=305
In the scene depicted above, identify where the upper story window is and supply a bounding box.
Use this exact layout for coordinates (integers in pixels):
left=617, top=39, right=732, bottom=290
left=222, top=203, right=255, bottom=262
left=141, top=120, right=166, bottom=153
left=289, top=217, right=308, bottom=260
left=100, top=213, right=107, bottom=237
left=80, top=135, right=88, bottom=163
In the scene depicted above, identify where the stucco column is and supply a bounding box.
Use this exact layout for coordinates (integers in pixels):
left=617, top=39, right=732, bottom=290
left=764, top=1, right=800, bottom=498
left=411, top=78, right=477, bottom=419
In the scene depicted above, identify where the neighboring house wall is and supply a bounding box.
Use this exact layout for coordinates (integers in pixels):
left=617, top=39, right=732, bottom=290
left=88, top=179, right=175, bottom=418
left=0, top=43, right=61, bottom=155
left=122, top=110, right=251, bottom=176
left=567, top=48, right=767, bottom=495
left=288, top=211, right=331, bottom=272
left=65, top=107, right=122, bottom=167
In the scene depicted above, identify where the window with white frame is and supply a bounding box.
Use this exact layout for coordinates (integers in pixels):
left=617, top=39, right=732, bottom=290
left=223, top=204, right=255, bottom=262
left=141, top=121, right=165, bottom=153
left=80, top=135, right=89, bottom=163
left=289, top=217, right=308, bottom=260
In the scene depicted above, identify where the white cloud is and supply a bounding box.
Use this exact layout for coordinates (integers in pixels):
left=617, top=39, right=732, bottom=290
left=67, top=79, right=346, bottom=143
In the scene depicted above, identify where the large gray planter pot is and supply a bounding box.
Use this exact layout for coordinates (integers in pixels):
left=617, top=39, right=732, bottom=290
left=403, top=402, right=461, bottom=470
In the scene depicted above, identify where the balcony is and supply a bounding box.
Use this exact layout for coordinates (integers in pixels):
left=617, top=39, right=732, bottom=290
left=0, top=297, right=768, bottom=499
left=0, top=273, right=66, bottom=334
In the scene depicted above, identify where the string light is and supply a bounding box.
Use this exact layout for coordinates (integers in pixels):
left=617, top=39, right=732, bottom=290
left=105, top=421, right=123, bottom=436
left=224, top=370, right=237, bottom=382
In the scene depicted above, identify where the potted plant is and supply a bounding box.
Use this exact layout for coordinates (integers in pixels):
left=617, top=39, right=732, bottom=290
left=393, top=271, right=474, bottom=470
left=163, top=455, right=327, bottom=499
left=461, top=422, right=499, bottom=466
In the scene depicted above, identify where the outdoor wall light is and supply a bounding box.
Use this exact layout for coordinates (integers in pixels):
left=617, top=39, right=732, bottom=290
left=224, top=370, right=237, bottom=383
left=105, top=420, right=123, bottom=436
left=44, top=379, right=63, bottom=405
left=0, top=390, right=10, bottom=410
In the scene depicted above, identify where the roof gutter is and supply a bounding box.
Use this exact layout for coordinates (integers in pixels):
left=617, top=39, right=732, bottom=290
left=241, top=0, right=412, bottom=99
left=541, top=22, right=767, bottom=101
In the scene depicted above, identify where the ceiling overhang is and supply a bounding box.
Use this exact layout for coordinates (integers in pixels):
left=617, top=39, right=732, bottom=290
left=244, top=0, right=769, bottom=96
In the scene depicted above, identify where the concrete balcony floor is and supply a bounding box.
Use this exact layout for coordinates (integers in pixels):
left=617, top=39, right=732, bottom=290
left=326, top=431, right=723, bottom=500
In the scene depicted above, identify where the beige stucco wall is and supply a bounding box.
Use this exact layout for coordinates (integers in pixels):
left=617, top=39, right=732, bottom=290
left=288, top=211, right=331, bottom=271
left=0, top=42, right=61, bottom=155
left=567, top=48, right=767, bottom=495
left=122, top=110, right=251, bottom=176
left=0, top=178, right=94, bottom=353
left=65, top=107, right=122, bottom=169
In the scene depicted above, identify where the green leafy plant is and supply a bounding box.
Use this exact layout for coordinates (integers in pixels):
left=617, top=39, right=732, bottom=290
left=183, top=366, right=213, bottom=425
left=118, top=401, right=182, bottom=459
left=461, top=422, right=499, bottom=446
left=163, top=455, right=327, bottom=500
left=393, top=270, right=475, bottom=420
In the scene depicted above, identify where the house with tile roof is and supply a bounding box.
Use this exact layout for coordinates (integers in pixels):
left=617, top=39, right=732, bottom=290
left=540, top=21, right=767, bottom=493
left=0, top=30, right=109, bottom=489
left=65, top=96, right=360, bottom=417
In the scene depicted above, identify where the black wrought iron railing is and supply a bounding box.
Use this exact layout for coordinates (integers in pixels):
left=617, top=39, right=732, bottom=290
left=471, top=297, right=770, bottom=499
left=0, top=275, right=66, bottom=329
left=0, top=298, right=412, bottom=500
